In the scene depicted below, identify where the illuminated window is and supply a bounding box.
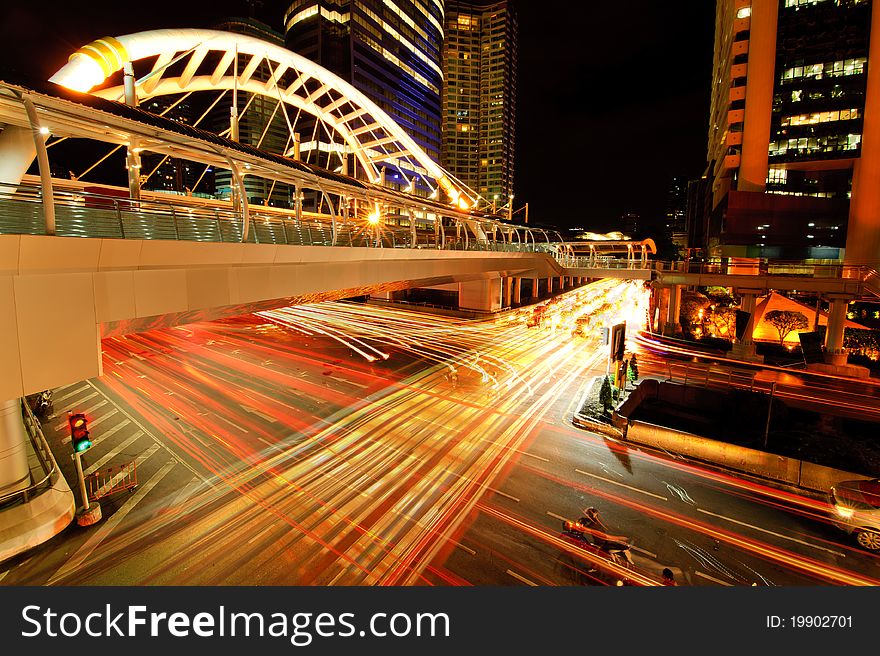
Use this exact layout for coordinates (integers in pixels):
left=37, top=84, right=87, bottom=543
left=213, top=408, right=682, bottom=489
left=781, top=108, right=859, bottom=126
left=736, top=7, right=751, bottom=18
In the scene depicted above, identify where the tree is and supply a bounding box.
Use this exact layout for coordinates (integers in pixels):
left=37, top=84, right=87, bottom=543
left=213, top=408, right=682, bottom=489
left=764, top=309, right=809, bottom=345
left=599, top=376, right=613, bottom=412
left=628, top=354, right=639, bottom=384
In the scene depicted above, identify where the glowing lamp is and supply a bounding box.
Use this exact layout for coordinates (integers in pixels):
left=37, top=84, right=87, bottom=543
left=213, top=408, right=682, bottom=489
left=50, top=54, right=106, bottom=92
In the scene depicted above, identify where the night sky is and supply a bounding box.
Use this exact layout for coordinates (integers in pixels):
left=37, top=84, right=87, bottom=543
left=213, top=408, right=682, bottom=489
left=0, top=0, right=715, bottom=231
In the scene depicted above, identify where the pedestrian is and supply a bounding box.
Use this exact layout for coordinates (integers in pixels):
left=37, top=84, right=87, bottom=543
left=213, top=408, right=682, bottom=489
left=662, top=568, right=677, bottom=586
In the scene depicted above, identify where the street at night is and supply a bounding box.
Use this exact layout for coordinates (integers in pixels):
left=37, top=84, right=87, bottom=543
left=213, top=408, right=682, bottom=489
left=3, top=281, right=878, bottom=588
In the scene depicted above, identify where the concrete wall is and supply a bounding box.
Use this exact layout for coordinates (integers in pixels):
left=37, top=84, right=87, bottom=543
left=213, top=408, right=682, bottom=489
left=0, top=234, right=563, bottom=399
left=625, top=420, right=870, bottom=493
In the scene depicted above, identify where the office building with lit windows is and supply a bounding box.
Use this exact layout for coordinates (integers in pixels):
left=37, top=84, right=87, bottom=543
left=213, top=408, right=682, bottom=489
left=442, top=0, right=517, bottom=209
left=283, top=0, right=444, bottom=172
left=700, top=0, right=880, bottom=266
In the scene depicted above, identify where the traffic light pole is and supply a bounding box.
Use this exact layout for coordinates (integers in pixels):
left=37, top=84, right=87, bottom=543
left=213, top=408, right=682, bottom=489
left=73, top=450, right=102, bottom=526
left=73, top=449, right=89, bottom=513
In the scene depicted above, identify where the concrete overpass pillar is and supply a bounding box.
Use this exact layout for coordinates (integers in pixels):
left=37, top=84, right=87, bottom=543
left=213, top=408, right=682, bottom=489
left=0, top=399, right=30, bottom=497
left=459, top=279, right=502, bottom=313
left=557, top=276, right=564, bottom=292
left=502, top=277, right=512, bottom=308
left=824, top=296, right=850, bottom=365
left=513, top=277, right=522, bottom=305
left=662, top=284, right=682, bottom=336
left=731, top=288, right=764, bottom=362
left=531, top=279, right=540, bottom=301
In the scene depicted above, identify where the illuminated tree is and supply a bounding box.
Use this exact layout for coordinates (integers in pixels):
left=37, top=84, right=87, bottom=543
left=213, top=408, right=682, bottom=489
left=764, top=310, right=809, bottom=345
left=628, top=354, right=639, bottom=384
left=599, top=376, right=613, bottom=412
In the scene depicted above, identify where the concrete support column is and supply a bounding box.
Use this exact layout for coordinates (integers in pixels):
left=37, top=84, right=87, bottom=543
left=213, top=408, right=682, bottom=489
left=739, top=291, right=759, bottom=348
left=557, top=276, right=564, bottom=292
left=531, top=279, right=540, bottom=301
left=0, top=399, right=30, bottom=497
left=730, top=288, right=764, bottom=362
left=502, top=277, right=512, bottom=308
left=663, top=284, right=682, bottom=336
left=459, top=279, right=502, bottom=313
left=824, top=297, right=850, bottom=364
left=513, top=277, right=522, bottom=305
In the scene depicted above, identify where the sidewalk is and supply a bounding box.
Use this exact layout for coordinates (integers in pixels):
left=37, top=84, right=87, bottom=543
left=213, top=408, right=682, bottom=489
left=0, top=403, right=75, bottom=563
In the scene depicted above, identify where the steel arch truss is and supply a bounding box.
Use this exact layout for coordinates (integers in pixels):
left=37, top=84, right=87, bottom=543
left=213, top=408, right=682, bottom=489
left=50, top=28, right=471, bottom=206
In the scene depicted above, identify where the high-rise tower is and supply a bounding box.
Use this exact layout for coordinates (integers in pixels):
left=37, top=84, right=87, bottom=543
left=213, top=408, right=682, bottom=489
left=442, top=0, right=517, bottom=209
left=283, top=1, right=444, bottom=166
left=701, top=0, right=878, bottom=265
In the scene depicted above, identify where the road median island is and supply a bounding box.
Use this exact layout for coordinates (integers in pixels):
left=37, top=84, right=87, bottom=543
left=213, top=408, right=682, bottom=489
left=572, top=377, right=875, bottom=493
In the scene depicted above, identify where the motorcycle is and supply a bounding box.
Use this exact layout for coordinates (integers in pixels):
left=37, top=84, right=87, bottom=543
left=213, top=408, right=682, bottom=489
left=29, top=390, right=53, bottom=419
left=562, top=517, right=634, bottom=566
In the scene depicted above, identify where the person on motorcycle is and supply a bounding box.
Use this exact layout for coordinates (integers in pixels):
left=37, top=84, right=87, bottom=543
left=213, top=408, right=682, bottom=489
left=578, top=507, right=607, bottom=533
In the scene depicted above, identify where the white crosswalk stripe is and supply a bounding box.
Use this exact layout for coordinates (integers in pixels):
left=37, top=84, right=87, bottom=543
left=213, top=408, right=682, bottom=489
left=47, top=459, right=178, bottom=585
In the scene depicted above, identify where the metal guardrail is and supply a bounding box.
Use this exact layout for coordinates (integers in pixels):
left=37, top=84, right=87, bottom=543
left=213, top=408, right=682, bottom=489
left=3, top=183, right=878, bottom=291
left=0, top=401, right=62, bottom=510
left=0, top=182, right=553, bottom=254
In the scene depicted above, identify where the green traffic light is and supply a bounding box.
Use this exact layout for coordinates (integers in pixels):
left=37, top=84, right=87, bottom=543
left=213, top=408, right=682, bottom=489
left=75, top=440, right=92, bottom=452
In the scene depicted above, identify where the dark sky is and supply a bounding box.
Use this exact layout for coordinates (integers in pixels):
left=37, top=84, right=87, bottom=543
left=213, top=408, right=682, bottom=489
left=0, top=0, right=715, bottom=231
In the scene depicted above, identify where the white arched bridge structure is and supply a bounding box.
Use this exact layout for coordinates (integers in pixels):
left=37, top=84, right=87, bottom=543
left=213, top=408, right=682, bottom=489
left=50, top=28, right=470, bottom=207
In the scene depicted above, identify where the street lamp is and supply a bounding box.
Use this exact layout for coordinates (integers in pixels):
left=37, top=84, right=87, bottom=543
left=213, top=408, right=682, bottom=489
left=508, top=194, right=514, bottom=222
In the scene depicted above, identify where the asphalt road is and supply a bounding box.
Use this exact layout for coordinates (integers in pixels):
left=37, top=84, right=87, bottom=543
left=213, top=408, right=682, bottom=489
left=3, top=281, right=879, bottom=586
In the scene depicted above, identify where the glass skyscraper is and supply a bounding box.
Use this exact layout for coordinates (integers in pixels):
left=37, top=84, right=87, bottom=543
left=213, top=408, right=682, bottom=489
left=442, top=0, right=517, bottom=209
left=283, top=0, right=444, bottom=168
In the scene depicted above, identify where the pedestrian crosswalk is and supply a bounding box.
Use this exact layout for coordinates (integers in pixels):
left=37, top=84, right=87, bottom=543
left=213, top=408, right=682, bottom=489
left=33, top=379, right=206, bottom=585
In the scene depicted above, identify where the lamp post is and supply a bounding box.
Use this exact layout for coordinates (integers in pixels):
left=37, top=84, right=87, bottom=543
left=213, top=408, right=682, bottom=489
left=508, top=193, right=514, bottom=222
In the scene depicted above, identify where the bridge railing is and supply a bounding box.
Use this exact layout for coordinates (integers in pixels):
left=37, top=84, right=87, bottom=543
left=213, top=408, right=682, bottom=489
left=0, top=182, right=566, bottom=256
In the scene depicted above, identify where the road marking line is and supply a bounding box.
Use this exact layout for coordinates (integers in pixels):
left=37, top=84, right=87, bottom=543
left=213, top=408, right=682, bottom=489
left=489, top=488, right=520, bottom=503
left=242, top=405, right=277, bottom=423
left=84, top=431, right=144, bottom=476
left=92, top=418, right=132, bottom=443
left=87, top=409, right=119, bottom=429
left=546, top=511, right=568, bottom=523
left=212, top=413, right=249, bottom=434
left=696, top=508, right=847, bottom=557
left=507, top=569, right=538, bottom=586
left=574, top=469, right=668, bottom=501
left=247, top=524, right=274, bottom=545
left=85, top=381, right=213, bottom=489
left=456, top=544, right=476, bottom=556
left=329, top=376, right=369, bottom=389
left=258, top=437, right=282, bottom=451
left=0, top=570, right=7, bottom=583
left=52, top=384, right=90, bottom=404
left=632, top=546, right=657, bottom=558
left=695, top=571, right=733, bottom=586
left=328, top=568, right=348, bottom=586
left=165, top=476, right=202, bottom=510
left=54, top=399, right=106, bottom=431
left=518, top=450, right=549, bottom=462
left=90, top=444, right=160, bottom=498
left=47, top=460, right=178, bottom=585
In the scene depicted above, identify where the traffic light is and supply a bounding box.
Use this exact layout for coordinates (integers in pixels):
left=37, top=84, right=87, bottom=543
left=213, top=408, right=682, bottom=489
left=68, top=412, right=91, bottom=453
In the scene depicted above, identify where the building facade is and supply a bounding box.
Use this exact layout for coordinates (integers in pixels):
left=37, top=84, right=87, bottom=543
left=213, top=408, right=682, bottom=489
left=442, top=0, right=517, bottom=209
left=699, top=0, right=879, bottom=266
left=283, top=0, right=445, bottom=171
